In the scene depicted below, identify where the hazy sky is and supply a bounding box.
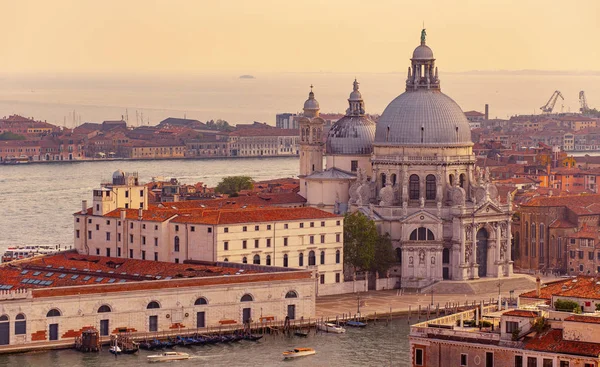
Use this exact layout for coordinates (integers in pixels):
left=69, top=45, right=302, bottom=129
left=2, top=0, right=599, bottom=74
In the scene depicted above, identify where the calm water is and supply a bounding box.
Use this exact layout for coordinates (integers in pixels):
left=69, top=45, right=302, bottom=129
left=0, top=319, right=410, bottom=367
left=0, top=158, right=299, bottom=250
left=0, top=72, right=598, bottom=126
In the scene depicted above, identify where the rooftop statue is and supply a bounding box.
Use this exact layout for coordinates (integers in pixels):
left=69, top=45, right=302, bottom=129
left=421, top=28, right=427, bottom=44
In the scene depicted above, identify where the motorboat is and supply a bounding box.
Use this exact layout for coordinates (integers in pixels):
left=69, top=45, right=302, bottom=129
left=345, top=320, right=367, bottom=328
left=283, top=348, right=316, bottom=360
left=2, top=245, right=60, bottom=263
left=147, top=352, right=190, bottom=362
left=317, top=322, right=346, bottom=333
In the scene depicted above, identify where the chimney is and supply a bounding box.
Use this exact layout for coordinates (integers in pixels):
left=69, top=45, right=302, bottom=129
left=484, top=104, right=489, bottom=120
left=138, top=208, right=143, bottom=221
left=81, top=200, right=87, bottom=214
left=536, top=276, right=541, bottom=298
left=120, top=209, right=126, bottom=221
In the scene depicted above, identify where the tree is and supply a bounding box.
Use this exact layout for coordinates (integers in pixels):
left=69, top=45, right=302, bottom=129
left=372, top=232, right=396, bottom=276
left=215, top=176, right=253, bottom=196
left=0, top=132, right=26, bottom=140
left=343, top=212, right=378, bottom=272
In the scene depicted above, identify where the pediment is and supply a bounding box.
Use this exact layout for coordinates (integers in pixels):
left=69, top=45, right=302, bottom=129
left=474, top=201, right=505, bottom=215
left=404, top=210, right=443, bottom=224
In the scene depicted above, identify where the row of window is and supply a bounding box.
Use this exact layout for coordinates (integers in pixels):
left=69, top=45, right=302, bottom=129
left=223, top=234, right=341, bottom=251
left=228, top=250, right=342, bottom=268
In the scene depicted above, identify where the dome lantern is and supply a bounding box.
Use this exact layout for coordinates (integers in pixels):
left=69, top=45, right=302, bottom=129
left=303, top=85, right=320, bottom=118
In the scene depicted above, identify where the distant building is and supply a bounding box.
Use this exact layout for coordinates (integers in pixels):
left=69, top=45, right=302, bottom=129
left=228, top=128, right=299, bottom=157
left=464, top=110, right=485, bottom=129
left=276, top=113, right=298, bottom=129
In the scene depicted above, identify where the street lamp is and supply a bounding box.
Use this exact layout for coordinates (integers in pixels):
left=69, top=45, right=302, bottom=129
left=431, top=289, right=434, bottom=306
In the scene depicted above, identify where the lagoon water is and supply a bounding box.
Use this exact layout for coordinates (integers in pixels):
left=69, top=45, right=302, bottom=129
left=0, top=318, right=411, bottom=367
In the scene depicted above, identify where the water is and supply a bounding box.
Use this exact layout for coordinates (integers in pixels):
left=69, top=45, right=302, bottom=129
left=0, top=158, right=299, bottom=250
left=0, top=72, right=599, bottom=126
left=0, top=319, right=410, bottom=367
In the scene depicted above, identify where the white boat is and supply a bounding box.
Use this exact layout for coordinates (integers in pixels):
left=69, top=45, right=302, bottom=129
left=2, top=245, right=61, bottom=263
left=317, top=322, right=346, bottom=334
left=147, top=351, right=190, bottom=362
left=283, top=348, right=316, bottom=360
left=109, top=345, right=121, bottom=354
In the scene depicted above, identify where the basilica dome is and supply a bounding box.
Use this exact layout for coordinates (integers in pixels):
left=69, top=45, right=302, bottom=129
left=326, top=80, right=376, bottom=155
left=374, top=30, right=472, bottom=146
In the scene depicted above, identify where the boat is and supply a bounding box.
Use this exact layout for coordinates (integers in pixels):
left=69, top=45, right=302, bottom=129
left=317, top=322, right=346, bottom=334
left=243, top=334, right=263, bottom=342
left=345, top=320, right=367, bottom=328
left=283, top=348, right=316, bottom=360
left=109, top=345, right=122, bottom=355
left=294, top=329, right=310, bottom=337
left=147, top=351, right=190, bottom=363
left=2, top=245, right=61, bottom=263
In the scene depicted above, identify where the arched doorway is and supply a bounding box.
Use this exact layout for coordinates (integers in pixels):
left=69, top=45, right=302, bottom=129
left=476, top=228, right=488, bottom=277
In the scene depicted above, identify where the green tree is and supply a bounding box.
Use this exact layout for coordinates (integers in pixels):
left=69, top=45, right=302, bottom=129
left=372, top=232, right=396, bottom=276
left=215, top=176, right=253, bottom=196
left=0, top=132, right=26, bottom=140
left=343, top=212, right=378, bottom=271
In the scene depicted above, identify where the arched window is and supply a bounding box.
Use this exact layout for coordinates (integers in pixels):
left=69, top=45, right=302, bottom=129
left=253, top=254, right=260, bottom=265
left=194, top=297, right=208, bottom=305
left=320, top=251, right=325, bottom=265
left=308, top=251, right=316, bottom=266
left=285, top=291, right=298, bottom=298
left=15, top=314, right=26, bottom=335
left=299, top=253, right=304, bottom=267
left=557, top=237, right=563, bottom=259
left=459, top=174, right=466, bottom=188
left=396, top=248, right=402, bottom=263
left=409, top=227, right=435, bottom=241
left=174, top=236, right=180, bottom=252
left=524, top=222, right=529, bottom=256
left=223, top=258, right=229, bottom=262
left=514, top=232, right=520, bottom=261
left=242, top=257, right=248, bottom=264
left=147, top=301, right=160, bottom=309
left=449, top=174, right=454, bottom=186
left=426, top=174, right=436, bottom=200
left=283, top=254, right=289, bottom=267
left=409, top=175, right=420, bottom=200
left=0, top=315, right=7, bottom=322
left=46, top=309, right=61, bottom=317
left=391, top=174, right=397, bottom=186
left=266, top=255, right=271, bottom=266
left=241, top=294, right=253, bottom=302
left=531, top=222, right=536, bottom=258
left=442, top=248, right=450, bottom=264
left=335, top=250, right=340, bottom=264
left=539, top=223, right=545, bottom=259
left=97, top=305, right=111, bottom=313
left=381, top=173, right=387, bottom=187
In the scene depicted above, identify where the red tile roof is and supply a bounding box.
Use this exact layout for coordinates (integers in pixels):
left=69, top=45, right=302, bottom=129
left=503, top=310, right=538, bottom=318
left=525, top=329, right=600, bottom=357
left=564, top=315, right=600, bottom=324
left=172, top=207, right=339, bottom=225
left=0, top=251, right=264, bottom=291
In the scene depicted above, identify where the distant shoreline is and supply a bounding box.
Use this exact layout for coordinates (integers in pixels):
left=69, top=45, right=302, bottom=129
left=1, top=155, right=299, bottom=166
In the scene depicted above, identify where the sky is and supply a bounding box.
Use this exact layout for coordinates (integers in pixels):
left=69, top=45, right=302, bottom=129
left=2, top=0, right=599, bottom=74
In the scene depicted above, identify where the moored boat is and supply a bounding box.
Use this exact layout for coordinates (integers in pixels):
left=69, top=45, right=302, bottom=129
left=109, top=345, right=122, bottom=355
left=345, top=320, right=367, bottom=328
left=147, top=351, right=190, bottom=363
left=283, top=347, right=316, bottom=360
left=2, top=245, right=61, bottom=263
left=317, top=322, right=346, bottom=333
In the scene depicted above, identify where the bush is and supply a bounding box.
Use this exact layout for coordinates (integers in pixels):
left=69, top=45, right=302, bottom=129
left=554, top=299, right=579, bottom=312
left=480, top=320, right=492, bottom=328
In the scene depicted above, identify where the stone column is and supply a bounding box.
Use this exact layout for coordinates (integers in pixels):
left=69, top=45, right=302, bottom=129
left=472, top=224, right=478, bottom=279
left=496, top=223, right=502, bottom=277
left=506, top=220, right=513, bottom=276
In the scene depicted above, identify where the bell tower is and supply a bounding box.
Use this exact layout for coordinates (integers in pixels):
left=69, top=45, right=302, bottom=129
left=298, top=86, right=324, bottom=197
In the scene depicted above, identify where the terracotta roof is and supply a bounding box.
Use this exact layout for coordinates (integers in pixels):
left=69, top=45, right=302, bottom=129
left=172, top=207, right=339, bottom=225
left=522, top=194, right=600, bottom=215
left=549, top=219, right=576, bottom=229
left=0, top=250, right=263, bottom=291
left=503, top=310, right=538, bottom=318
left=230, top=128, right=298, bottom=137
left=524, top=329, right=600, bottom=357
left=564, top=315, right=600, bottom=324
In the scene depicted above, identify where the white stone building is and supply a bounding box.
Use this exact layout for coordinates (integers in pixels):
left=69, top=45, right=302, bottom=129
left=299, top=30, right=513, bottom=289
left=0, top=253, right=314, bottom=350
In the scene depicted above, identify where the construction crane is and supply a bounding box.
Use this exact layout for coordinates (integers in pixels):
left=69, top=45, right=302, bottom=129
left=540, top=90, right=564, bottom=114
left=580, top=90, right=590, bottom=113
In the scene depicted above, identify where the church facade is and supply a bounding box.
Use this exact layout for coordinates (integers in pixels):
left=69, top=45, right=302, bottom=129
left=299, top=30, right=513, bottom=288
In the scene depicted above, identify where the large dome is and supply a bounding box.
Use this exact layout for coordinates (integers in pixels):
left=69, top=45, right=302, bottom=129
left=374, top=90, right=472, bottom=146
left=326, top=115, right=376, bottom=155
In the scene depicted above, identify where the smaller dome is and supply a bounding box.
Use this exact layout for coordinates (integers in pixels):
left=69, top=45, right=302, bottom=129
left=348, top=79, right=362, bottom=101
left=304, top=92, right=320, bottom=110
left=326, top=116, right=376, bottom=155
left=412, top=44, right=433, bottom=60
left=112, top=169, right=125, bottom=179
